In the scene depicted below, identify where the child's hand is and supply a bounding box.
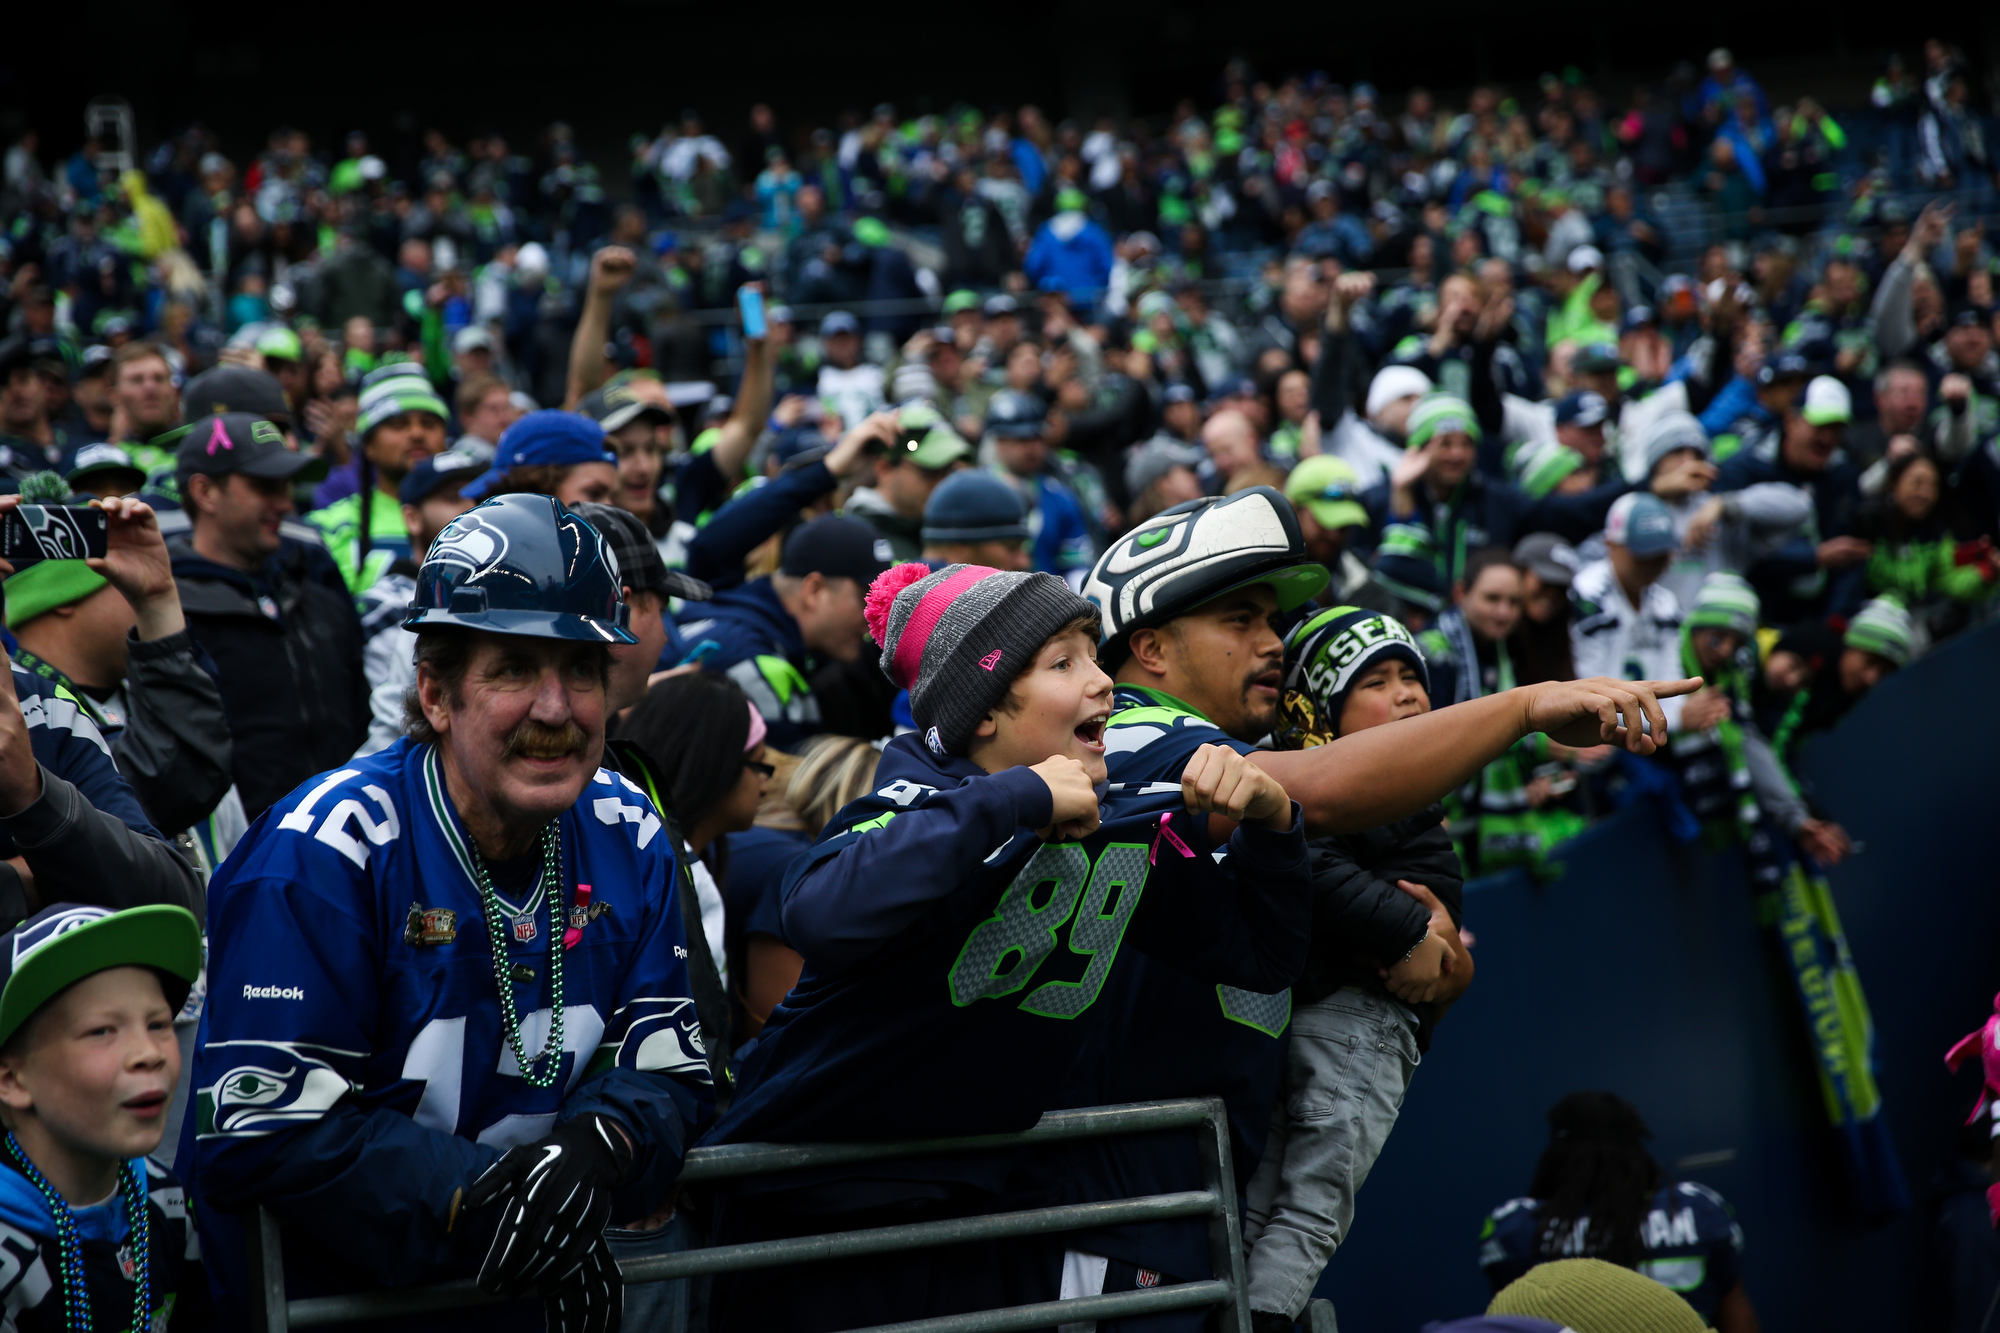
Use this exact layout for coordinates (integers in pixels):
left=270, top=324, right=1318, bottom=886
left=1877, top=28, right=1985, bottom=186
left=1181, top=745, right=1292, bottom=830
left=1382, top=931, right=1449, bottom=1003
left=1029, top=755, right=1101, bottom=842
left=1388, top=879, right=1474, bottom=1006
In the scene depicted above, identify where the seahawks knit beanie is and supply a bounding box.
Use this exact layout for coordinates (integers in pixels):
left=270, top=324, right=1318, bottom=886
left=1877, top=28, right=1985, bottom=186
left=1278, top=605, right=1430, bottom=746
left=1638, top=409, right=1711, bottom=478
left=1684, top=572, right=1760, bottom=640
left=865, top=562, right=1097, bottom=757
left=357, top=369, right=449, bottom=439
left=1404, top=393, right=1482, bottom=450
left=1488, top=1258, right=1710, bottom=1333
left=1371, top=523, right=1447, bottom=611
left=1844, top=595, right=1913, bottom=667
left=1515, top=440, right=1585, bottom=500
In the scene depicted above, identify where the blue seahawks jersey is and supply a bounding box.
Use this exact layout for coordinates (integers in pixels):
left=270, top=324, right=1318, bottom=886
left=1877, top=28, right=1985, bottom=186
left=704, top=732, right=1308, bottom=1204
left=1479, top=1182, right=1745, bottom=1321
left=0, top=660, right=163, bottom=857
left=0, top=1155, right=203, bottom=1333
left=1045, top=683, right=1295, bottom=1277
left=183, top=737, right=711, bottom=1323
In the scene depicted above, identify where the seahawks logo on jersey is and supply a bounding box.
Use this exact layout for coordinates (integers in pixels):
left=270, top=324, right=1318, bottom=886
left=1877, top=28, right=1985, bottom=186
left=195, top=1041, right=356, bottom=1138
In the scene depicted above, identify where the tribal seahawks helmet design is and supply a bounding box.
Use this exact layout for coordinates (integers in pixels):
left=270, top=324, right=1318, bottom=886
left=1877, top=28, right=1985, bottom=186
left=1082, top=486, right=1328, bottom=657
left=405, top=492, right=636, bottom=643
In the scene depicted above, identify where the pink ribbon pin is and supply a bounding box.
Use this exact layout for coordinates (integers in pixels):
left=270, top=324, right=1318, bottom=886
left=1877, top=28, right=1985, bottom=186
left=205, top=418, right=234, bottom=456
left=1149, top=812, right=1195, bottom=866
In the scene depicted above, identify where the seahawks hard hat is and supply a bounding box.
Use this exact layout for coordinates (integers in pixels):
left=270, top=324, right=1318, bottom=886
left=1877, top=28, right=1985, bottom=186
left=404, top=492, right=637, bottom=643
left=1082, top=486, right=1329, bottom=661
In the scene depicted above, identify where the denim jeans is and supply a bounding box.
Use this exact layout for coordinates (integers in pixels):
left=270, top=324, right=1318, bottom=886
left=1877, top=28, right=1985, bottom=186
left=604, top=1211, right=692, bottom=1332
left=1241, top=988, right=1420, bottom=1320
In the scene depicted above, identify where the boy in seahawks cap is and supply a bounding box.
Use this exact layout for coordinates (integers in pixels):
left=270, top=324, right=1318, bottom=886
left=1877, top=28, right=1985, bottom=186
left=0, top=903, right=206, bottom=1331
left=1245, top=606, right=1468, bottom=1328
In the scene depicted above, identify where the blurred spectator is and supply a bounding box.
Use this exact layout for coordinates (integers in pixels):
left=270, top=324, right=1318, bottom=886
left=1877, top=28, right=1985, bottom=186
left=1480, top=1092, right=1757, bottom=1332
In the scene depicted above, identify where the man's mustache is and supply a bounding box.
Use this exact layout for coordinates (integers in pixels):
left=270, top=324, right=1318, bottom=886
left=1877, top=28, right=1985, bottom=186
left=505, top=720, right=587, bottom=759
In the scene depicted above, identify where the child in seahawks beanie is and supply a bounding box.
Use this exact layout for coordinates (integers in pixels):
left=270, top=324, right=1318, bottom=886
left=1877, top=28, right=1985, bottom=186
left=864, top=562, right=1097, bottom=756
left=1244, top=605, right=1466, bottom=1326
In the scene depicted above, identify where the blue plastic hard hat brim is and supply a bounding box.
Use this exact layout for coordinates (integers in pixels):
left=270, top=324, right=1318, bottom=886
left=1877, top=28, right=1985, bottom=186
left=404, top=606, right=639, bottom=645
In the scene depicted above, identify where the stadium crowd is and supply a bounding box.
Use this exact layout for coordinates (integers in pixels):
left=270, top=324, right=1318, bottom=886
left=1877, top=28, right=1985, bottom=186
left=0, top=35, right=1992, bottom=1333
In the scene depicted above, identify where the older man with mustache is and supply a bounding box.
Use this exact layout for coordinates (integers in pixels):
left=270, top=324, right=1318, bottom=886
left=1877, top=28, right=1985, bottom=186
left=184, top=492, right=714, bottom=1333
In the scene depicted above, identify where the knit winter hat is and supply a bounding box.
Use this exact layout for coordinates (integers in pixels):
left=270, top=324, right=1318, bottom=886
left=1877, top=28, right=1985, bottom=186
left=4, top=560, right=109, bottom=629
left=1276, top=605, right=1430, bottom=748
left=1404, top=393, right=1482, bottom=450
left=1515, top=440, right=1585, bottom=500
left=1685, top=572, right=1760, bottom=640
left=1487, top=1258, right=1710, bottom=1333
left=866, top=562, right=1097, bottom=757
left=357, top=371, right=449, bottom=439
left=1638, top=409, right=1711, bottom=479
left=1371, top=524, right=1447, bottom=611
left=1844, top=595, right=1914, bottom=667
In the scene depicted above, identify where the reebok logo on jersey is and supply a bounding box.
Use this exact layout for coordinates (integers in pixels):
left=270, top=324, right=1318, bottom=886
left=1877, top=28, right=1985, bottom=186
left=243, top=984, right=305, bottom=1000
left=674, top=945, right=688, bottom=959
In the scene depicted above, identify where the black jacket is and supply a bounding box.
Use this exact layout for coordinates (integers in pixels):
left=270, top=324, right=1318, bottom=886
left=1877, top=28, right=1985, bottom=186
left=170, top=535, right=368, bottom=818
left=1297, top=802, right=1464, bottom=1049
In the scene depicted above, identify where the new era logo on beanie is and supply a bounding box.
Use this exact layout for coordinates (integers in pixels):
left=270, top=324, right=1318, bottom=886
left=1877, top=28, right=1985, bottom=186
left=866, top=562, right=1097, bottom=755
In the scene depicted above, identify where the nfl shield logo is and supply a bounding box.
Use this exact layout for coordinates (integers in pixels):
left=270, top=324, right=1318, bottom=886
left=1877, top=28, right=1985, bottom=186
left=117, top=1244, right=137, bottom=1281
left=511, top=915, right=538, bottom=943
left=1135, top=1269, right=1161, bottom=1288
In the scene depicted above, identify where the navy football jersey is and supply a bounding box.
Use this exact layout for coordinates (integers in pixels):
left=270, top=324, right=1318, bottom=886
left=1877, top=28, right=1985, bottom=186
left=704, top=730, right=1309, bottom=1203
left=1479, top=1181, right=1746, bottom=1320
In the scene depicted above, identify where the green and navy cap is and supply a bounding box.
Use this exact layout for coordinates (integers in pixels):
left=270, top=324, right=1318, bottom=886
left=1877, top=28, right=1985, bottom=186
left=1277, top=605, right=1430, bottom=747
left=886, top=402, right=973, bottom=469
left=942, top=290, right=981, bottom=316
left=357, top=370, right=449, bottom=439
left=1514, top=440, right=1584, bottom=500
left=1844, top=595, right=1913, bottom=667
left=1282, top=455, right=1369, bottom=532
left=4, top=559, right=109, bottom=629
left=1685, top=572, right=1760, bottom=639
left=1404, top=393, right=1482, bottom=450
left=255, top=326, right=303, bottom=364
left=0, top=904, right=203, bottom=1048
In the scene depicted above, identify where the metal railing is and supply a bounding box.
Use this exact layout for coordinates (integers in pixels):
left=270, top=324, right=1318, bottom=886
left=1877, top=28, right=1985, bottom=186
left=247, top=1096, right=1250, bottom=1333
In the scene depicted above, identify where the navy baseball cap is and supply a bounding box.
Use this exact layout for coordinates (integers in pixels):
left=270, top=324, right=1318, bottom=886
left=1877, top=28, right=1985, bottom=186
left=1553, top=390, right=1609, bottom=428
left=1757, top=351, right=1811, bottom=385
left=921, top=470, right=1028, bottom=544
left=985, top=390, right=1047, bottom=440
left=1571, top=342, right=1622, bottom=374
left=781, top=515, right=893, bottom=585
left=0, top=904, right=203, bottom=1048
left=398, top=447, right=490, bottom=506
left=462, top=411, right=616, bottom=500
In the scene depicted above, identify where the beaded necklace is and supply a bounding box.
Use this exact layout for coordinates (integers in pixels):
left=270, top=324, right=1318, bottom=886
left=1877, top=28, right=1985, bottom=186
left=468, top=820, right=567, bottom=1088
left=2, top=1134, right=149, bottom=1333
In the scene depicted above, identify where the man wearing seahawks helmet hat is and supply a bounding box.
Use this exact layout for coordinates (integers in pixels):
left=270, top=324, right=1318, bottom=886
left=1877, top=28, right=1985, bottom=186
left=1060, top=486, right=1694, bottom=1318
left=186, top=492, right=713, bottom=1333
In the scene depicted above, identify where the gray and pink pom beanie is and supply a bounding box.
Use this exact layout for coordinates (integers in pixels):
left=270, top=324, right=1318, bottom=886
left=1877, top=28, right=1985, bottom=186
left=864, top=562, right=1097, bottom=756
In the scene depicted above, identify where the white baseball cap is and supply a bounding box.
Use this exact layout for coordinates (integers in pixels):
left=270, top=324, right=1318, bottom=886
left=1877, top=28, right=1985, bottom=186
left=1801, top=376, right=1852, bottom=427
left=1366, top=365, right=1433, bottom=420
left=1566, top=244, right=1605, bottom=274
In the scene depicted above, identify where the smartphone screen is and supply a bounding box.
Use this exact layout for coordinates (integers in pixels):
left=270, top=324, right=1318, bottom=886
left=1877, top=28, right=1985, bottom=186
left=1, top=505, right=109, bottom=567
left=738, top=286, right=767, bottom=339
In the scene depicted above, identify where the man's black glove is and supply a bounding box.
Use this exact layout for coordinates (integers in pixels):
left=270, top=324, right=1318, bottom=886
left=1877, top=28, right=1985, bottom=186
left=545, top=1235, right=622, bottom=1333
left=467, top=1113, right=635, bottom=1297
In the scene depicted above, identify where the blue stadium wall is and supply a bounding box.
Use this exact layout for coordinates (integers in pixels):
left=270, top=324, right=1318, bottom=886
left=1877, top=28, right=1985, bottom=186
left=1316, top=622, right=2000, bottom=1330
